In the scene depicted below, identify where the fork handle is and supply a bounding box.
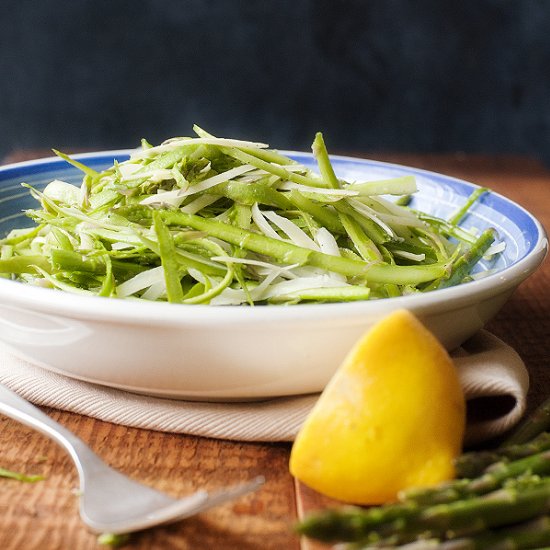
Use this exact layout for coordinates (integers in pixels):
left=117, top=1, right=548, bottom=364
left=0, top=383, right=91, bottom=475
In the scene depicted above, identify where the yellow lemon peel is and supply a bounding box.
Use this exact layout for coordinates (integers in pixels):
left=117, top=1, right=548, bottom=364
left=289, top=309, right=466, bottom=505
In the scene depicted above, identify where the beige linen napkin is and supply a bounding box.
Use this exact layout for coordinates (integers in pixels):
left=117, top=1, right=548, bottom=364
left=0, top=330, right=528, bottom=445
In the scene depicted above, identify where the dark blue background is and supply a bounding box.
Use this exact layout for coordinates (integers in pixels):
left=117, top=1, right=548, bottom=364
left=1, top=1, right=549, bottom=164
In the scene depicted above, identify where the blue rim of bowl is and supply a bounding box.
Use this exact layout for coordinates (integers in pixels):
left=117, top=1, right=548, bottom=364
left=0, top=150, right=547, bottom=325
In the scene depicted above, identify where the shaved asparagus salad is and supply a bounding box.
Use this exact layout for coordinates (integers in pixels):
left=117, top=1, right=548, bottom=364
left=0, top=126, right=501, bottom=305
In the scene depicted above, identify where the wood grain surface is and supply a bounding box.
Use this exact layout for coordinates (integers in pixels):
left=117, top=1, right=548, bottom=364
left=0, top=152, right=548, bottom=550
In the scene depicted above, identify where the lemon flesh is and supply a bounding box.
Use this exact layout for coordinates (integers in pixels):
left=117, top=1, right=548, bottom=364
left=289, top=309, right=466, bottom=505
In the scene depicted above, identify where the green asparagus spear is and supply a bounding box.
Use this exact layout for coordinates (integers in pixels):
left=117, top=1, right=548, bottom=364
left=402, top=450, right=550, bottom=505
left=295, top=503, right=419, bottom=543
left=350, top=516, right=550, bottom=549
left=455, top=432, right=550, bottom=479
left=454, top=516, right=550, bottom=550
left=501, top=397, right=550, bottom=447
left=400, top=484, right=550, bottom=542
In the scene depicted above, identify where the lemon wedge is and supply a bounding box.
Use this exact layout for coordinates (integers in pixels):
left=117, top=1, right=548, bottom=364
left=289, top=309, right=465, bottom=504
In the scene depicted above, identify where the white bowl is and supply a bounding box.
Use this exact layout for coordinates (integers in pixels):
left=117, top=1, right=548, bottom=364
left=0, top=152, right=547, bottom=400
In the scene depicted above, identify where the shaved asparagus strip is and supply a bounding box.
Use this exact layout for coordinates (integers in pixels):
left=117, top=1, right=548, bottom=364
left=269, top=285, right=371, bottom=303
left=339, top=213, right=383, bottom=262
left=262, top=209, right=319, bottom=251
left=314, top=227, right=348, bottom=283
left=52, top=150, right=98, bottom=178
left=117, top=266, right=165, bottom=297
left=347, top=199, right=396, bottom=238
left=130, top=136, right=269, bottom=160
left=210, top=255, right=299, bottom=271
left=181, top=266, right=235, bottom=304
left=278, top=181, right=359, bottom=197
left=0, top=255, right=51, bottom=274
left=449, top=187, right=489, bottom=225
left=347, top=175, right=417, bottom=196
left=251, top=203, right=282, bottom=240
left=179, top=194, right=219, bottom=214
left=352, top=201, right=426, bottom=228
left=152, top=211, right=185, bottom=303
left=393, top=250, right=426, bottom=262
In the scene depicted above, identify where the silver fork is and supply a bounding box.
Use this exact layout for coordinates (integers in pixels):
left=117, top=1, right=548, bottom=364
left=0, top=384, right=264, bottom=534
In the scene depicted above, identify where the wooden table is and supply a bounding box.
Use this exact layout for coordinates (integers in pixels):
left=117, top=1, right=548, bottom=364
left=0, top=152, right=548, bottom=550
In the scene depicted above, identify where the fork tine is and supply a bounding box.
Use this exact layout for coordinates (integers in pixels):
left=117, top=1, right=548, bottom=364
left=143, top=476, right=265, bottom=528
left=180, top=475, right=265, bottom=518
left=86, top=476, right=265, bottom=534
